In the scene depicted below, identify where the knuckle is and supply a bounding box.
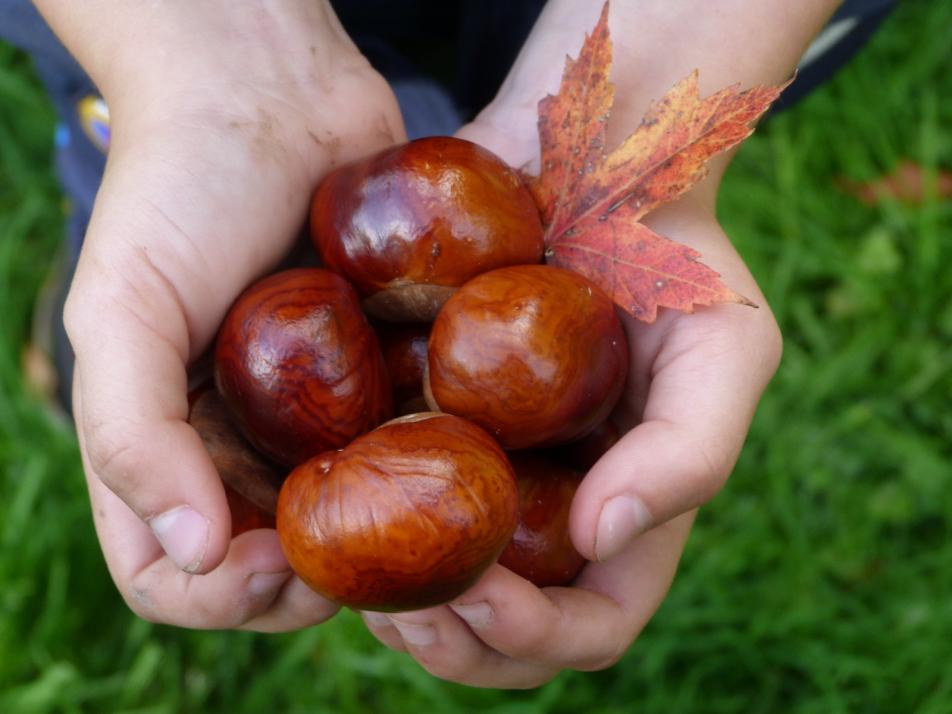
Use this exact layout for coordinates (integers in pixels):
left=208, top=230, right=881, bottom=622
left=217, top=600, right=258, bottom=629
left=182, top=596, right=245, bottom=630
left=517, top=667, right=562, bottom=689
left=692, top=438, right=734, bottom=504
left=123, top=568, right=271, bottom=630
left=189, top=587, right=259, bottom=629
left=61, top=290, right=85, bottom=349
left=507, top=618, right=555, bottom=661
left=671, top=421, right=737, bottom=508
left=231, top=585, right=289, bottom=628
left=417, top=654, right=475, bottom=684
left=62, top=280, right=125, bottom=352
left=121, top=586, right=165, bottom=625
left=576, top=643, right=628, bottom=672
left=86, top=430, right=142, bottom=491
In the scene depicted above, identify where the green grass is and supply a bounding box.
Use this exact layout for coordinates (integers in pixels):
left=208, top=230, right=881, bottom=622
left=2, top=3, right=951, bottom=711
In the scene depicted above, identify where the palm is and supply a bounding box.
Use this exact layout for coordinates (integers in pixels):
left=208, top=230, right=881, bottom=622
left=355, top=118, right=781, bottom=687
left=68, top=78, right=407, bottom=630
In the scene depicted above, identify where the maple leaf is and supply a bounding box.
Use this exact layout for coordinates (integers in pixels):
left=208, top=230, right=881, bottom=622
left=531, top=2, right=785, bottom=322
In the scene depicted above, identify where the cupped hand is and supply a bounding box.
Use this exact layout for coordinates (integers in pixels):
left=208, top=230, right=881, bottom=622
left=64, top=9, right=407, bottom=630
left=357, top=110, right=781, bottom=686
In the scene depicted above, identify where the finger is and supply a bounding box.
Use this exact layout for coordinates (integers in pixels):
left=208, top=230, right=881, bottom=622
left=448, top=513, right=694, bottom=672
left=65, top=78, right=411, bottom=575
left=573, top=299, right=780, bottom=562
left=78, top=383, right=339, bottom=630
left=63, top=127, right=319, bottom=575
left=87, top=456, right=340, bottom=630
left=89, top=463, right=285, bottom=629
left=242, top=576, right=341, bottom=633
left=384, top=606, right=557, bottom=689
left=65, top=160, right=236, bottom=574
left=567, top=206, right=782, bottom=562
left=360, top=611, right=409, bottom=653
left=68, top=299, right=231, bottom=576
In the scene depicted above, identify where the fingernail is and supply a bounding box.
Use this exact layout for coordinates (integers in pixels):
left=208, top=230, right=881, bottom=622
left=149, top=506, right=210, bottom=573
left=362, top=611, right=391, bottom=627
left=449, top=602, right=493, bottom=628
left=595, top=494, right=652, bottom=562
left=247, top=571, right=290, bottom=598
left=389, top=618, right=437, bottom=647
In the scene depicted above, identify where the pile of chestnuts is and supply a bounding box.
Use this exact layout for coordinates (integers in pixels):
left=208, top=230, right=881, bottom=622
left=193, top=136, right=629, bottom=612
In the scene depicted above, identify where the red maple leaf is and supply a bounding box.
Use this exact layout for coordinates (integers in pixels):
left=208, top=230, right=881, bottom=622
left=530, top=2, right=785, bottom=323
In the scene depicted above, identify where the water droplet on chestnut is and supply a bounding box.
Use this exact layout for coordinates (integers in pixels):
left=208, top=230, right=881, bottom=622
left=214, top=268, right=392, bottom=467
left=276, top=413, right=518, bottom=612
left=427, top=264, right=629, bottom=449
left=310, top=136, right=544, bottom=322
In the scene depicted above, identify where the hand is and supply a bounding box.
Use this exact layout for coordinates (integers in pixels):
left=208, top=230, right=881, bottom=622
left=357, top=97, right=781, bottom=687
left=59, top=4, right=407, bottom=630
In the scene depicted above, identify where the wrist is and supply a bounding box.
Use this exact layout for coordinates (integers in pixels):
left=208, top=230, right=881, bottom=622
left=97, top=7, right=365, bottom=113
left=34, top=1, right=403, bottom=169
left=64, top=6, right=402, bottom=185
left=478, top=0, right=841, bottom=178
left=36, top=1, right=360, bottom=97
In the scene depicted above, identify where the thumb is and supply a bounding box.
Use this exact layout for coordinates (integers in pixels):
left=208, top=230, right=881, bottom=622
left=570, top=307, right=782, bottom=562
left=66, top=263, right=232, bottom=573
left=62, top=149, right=248, bottom=573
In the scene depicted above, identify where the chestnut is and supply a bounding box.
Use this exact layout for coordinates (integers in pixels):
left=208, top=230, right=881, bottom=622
left=377, top=322, right=430, bottom=415
left=214, top=268, right=392, bottom=467
left=310, top=136, right=544, bottom=321
left=562, top=419, right=622, bottom=471
left=187, top=388, right=283, bottom=514
left=224, top=481, right=276, bottom=536
left=498, top=453, right=586, bottom=587
left=276, top=413, right=518, bottom=612
left=187, top=388, right=279, bottom=535
left=426, top=264, right=629, bottom=449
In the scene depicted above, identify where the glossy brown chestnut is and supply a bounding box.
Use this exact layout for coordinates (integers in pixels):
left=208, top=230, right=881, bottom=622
left=562, top=419, right=622, bottom=471
left=214, top=268, right=392, bottom=467
left=224, top=482, right=277, bottom=536
left=498, top=453, right=586, bottom=587
left=377, top=322, right=430, bottom=415
left=310, top=136, right=544, bottom=321
left=426, top=265, right=629, bottom=449
left=276, top=413, right=518, bottom=612
left=187, top=388, right=279, bottom=535
left=187, top=388, right=283, bottom=514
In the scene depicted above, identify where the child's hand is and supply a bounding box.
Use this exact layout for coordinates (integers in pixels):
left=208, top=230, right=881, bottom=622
left=48, top=3, right=407, bottom=629
left=361, top=120, right=782, bottom=682
left=354, top=0, right=812, bottom=684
